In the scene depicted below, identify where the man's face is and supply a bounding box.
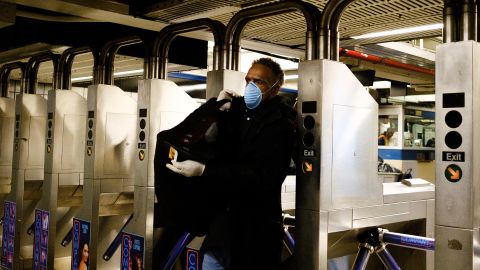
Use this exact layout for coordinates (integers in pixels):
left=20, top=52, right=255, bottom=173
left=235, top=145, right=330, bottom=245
left=245, top=63, right=280, bottom=102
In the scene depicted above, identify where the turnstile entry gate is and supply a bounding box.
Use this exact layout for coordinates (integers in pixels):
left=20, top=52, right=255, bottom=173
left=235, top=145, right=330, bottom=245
left=0, top=62, right=25, bottom=196
left=71, top=83, right=136, bottom=270
left=1, top=53, right=58, bottom=270
left=71, top=37, right=141, bottom=270
left=435, top=42, right=480, bottom=269
left=4, top=93, right=47, bottom=270
left=33, top=47, right=92, bottom=270
left=433, top=2, right=480, bottom=268
left=267, top=1, right=433, bottom=269
left=0, top=97, right=14, bottom=194
left=34, top=90, right=86, bottom=270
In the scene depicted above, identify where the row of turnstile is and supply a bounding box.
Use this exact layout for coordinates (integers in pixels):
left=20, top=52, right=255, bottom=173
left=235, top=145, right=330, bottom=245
left=0, top=57, right=438, bottom=270
left=4, top=0, right=477, bottom=269
left=0, top=65, right=233, bottom=270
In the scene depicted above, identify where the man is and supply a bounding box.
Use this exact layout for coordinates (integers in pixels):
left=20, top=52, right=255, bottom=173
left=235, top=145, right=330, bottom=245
left=378, top=127, right=395, bottom=146
left=166, top=58, right=296, bottom=270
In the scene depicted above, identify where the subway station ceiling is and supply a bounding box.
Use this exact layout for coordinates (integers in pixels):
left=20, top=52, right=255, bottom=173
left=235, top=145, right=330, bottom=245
left=138, top=0, right=443, bottom=49
left=0, top=0, right=442, bottom=88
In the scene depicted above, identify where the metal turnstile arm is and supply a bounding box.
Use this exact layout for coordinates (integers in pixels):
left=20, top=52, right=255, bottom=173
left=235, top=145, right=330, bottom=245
left=103, top=213, right=134, bottom=261
left=61, top=227, right=73, bottom=247
left=351, top=243, right=374, bottom=270
left=380, top=229, right=435, bottom=251
left=26, top=221, right=35, bottom=235
left=161, top=232, right=194, bottom=270
left=375, top=243, right=401, bottom=270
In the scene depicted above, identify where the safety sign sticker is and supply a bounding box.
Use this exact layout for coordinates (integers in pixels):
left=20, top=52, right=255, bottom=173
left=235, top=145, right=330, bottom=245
left=71, top=218, right=90, bottom=270
left=33, top=209, right=49, bottom=270
left=302, top=160, right=313, bottom=173
left=1, top=201, right=16, bottom=270
left=121, top=233, right=144, bottom=270
left=186, top=249, right=199, bottom=270
left=445, top=164, right=462, bottom=183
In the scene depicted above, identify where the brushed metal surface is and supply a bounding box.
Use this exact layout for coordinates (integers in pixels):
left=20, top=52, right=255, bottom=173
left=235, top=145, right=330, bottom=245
left=435, top=41, right=480, bottom=270
left=73, top=84, right=137, bottom=270
left=125, top=79, right=200, bottom=270
left=435, top=226, right=480, bottom=270
left=0, top=97, right=14, bottom=184
left=7, top=93, right=47, bottom=267
left=34, top=89, right=87, bottom=270
left=435, top=41, right=479, bottom=228
left=296, top=59, right=379, bottom=269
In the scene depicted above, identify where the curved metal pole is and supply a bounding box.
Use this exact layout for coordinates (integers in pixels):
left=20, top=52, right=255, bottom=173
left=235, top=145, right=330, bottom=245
left=24, top=52, right=60, bottom=94
left=477, top=0, right=480, bottom=41
left=320, top=0, right=346, bottom=60
left=0, top=62, right=25, bottom=98
left=444, top=0, right=459, bottom=43
left=100, top=36, right=142, bottom=85
left=96, top=36, right=143, bottom=85
left=225, top=0, right=322, bottom=71
left=151, top=18, right=226, bottom=80
left=57, top=46, right=93, bottom=90
left=460, top=0, right=476, bottom=41
left=329, top=0, right=356, bottom=61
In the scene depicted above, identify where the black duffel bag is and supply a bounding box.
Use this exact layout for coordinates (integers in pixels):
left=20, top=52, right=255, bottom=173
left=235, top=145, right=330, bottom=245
left=153, top=98, right=229, bottom=236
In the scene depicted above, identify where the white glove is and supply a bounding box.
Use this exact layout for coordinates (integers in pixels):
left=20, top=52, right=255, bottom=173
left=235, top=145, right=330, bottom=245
left=166, top=160, right=205, bottom=177
left=217, top=90, right=238, bottom=111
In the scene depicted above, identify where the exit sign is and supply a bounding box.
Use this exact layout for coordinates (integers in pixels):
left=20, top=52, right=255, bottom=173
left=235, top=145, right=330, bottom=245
left=442, top=151, right=465, bottom=162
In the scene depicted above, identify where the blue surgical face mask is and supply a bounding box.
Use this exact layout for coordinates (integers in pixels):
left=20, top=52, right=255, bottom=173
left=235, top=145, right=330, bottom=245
left=244, top=79, right=280, bottom=109
left=244, top=82, right=262, bottom=109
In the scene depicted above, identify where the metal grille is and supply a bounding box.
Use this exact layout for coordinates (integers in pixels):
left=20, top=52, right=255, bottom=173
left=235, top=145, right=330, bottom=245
left=144, top=0, right=443, bottom=48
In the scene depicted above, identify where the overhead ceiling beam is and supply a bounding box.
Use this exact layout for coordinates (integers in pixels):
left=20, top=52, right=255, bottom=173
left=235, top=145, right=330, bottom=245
left=8, top=0, right=167, bottom=30
left=0, top=2, right=15, bottom=28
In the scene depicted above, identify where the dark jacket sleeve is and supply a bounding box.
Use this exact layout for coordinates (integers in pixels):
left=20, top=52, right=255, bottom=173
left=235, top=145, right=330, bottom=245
left=202, top=105, right=296, bottom=197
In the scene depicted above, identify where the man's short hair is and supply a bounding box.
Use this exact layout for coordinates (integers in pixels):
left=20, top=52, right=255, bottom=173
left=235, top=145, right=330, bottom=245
left=252, top=58, right=284, bottom=87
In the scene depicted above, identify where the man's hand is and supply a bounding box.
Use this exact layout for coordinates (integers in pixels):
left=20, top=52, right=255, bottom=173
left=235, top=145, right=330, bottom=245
left=166, top=160, right=205, bottom=177
left=217, top=90, right=238, bottom=111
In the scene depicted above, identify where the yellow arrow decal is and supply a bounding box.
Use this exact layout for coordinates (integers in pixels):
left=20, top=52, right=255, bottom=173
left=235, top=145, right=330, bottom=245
left=448, top=167, right=460, bottom=180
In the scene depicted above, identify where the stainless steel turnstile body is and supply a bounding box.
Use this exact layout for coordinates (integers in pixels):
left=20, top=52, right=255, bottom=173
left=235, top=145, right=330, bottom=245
left=124, top=79, right=200, bottom=269
left=33, top=90, right=87, bottom=270
left=0, top=97, right=14, bottom=194
left=4, top=94, right=47, bottom=269
left=296, top=59, right=434, bottom=270
left=72, top=84, right=136, bottom=270
left=435, top=41, right=480, bottom=270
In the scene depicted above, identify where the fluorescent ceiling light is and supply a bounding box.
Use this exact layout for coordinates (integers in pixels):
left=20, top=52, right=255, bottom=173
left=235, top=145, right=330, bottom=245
left=284, top=74, right=298, bottom=80
left=71, top=69, right=145, bottom=82
left=178, top=84, right=207, bottom=91
left=351, top=23, right=443, bottom=39
left=114, top=69, right=144, bottom=76
left=373, top=81, right=391, bottom=89
left=71, top=75, right=93, bottom=82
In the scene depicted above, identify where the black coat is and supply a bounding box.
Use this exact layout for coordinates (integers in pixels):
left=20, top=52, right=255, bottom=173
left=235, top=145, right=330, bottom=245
left=202, top=95, right=296, bottom=270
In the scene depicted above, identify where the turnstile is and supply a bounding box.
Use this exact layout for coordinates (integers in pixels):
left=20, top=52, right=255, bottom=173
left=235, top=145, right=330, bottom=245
left=434, top=41, right=480, bottom=270
left=71, top=84, right=136, bottom=270
left=0, top=97, right=14, bottom=194
left=3, top=93, right=47, bottom=269
left=122, top=79, right=199, bottom=269
left=33, top=89, right=87, bottom=270
left=295, top=58, right=434, bottom=270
